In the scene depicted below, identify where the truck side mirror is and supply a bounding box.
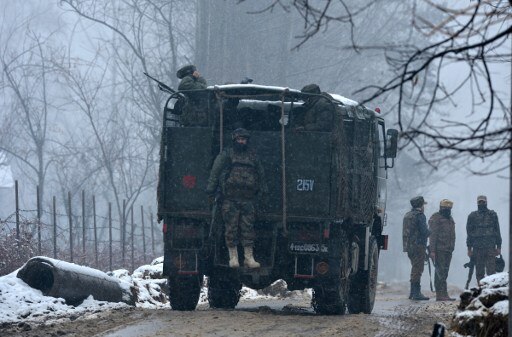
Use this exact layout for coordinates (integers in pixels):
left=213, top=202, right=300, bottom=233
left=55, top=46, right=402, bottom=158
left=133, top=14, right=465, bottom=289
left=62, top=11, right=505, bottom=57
left=386, top=129, right=398, bottom=159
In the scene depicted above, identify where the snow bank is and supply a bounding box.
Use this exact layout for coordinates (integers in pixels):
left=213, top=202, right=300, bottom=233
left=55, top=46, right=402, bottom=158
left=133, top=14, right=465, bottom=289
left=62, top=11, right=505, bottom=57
left=452, top=271, right=509, bottom=337
left=0, top=256, right=287, bottom=326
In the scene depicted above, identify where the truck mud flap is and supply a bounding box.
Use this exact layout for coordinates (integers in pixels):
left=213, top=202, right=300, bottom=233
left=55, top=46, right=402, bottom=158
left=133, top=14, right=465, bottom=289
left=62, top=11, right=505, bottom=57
left=165, top=250, right=200, bottom=276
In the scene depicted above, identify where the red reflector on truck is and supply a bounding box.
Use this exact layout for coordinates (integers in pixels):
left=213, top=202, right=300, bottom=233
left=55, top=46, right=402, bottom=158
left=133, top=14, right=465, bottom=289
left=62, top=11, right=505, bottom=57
left=182, top=175, right=197, bottom=189
left=381, top=235, right=388, bottom=250
left=162, top=223, right=167, bottom=233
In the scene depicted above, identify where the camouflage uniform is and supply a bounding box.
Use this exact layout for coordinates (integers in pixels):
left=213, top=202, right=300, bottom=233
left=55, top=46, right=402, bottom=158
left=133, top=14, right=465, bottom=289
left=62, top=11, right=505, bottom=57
left=428, top=199, right=455, bottom=300
left=403, top=196, right=430, bottom=300
left=206, top=144, right=267, bottom=248
left=466, top=196, right=502, bottom=282
left=177, top=65, right=208, bottom=126
left=296, top=84, right=335, bottom=131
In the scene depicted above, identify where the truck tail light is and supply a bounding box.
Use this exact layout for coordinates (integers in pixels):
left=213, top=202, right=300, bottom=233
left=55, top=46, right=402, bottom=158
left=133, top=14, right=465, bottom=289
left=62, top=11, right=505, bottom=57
left=316, top=261, right=329, bottom=275
left=323, top=224, right=330, bottom=239
left=162, top=223, right=167, bottom=233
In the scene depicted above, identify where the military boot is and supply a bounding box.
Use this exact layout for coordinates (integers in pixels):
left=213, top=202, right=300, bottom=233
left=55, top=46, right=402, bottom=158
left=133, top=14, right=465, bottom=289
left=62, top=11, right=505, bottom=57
left=436, top=292, right=456, bottom=301
left=243, top=246, right=260, bottom=269
left=411, top=282, right=429, bottom=301
left=228, top=246, right=239, bottom=268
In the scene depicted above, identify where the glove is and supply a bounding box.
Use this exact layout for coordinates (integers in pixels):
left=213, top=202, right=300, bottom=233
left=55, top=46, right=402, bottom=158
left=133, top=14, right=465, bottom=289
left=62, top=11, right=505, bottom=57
left=157, top=213, right=163, bottom=223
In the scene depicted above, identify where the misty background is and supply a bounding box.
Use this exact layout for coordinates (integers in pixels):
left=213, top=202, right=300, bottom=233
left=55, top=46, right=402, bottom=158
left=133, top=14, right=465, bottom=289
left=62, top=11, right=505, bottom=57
left=0, top=0, right=509, bottom=289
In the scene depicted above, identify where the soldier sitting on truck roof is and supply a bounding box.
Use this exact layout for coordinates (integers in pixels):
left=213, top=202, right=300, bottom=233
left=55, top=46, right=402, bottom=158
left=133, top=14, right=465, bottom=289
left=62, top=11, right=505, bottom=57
left=205, top=128, right=268, bottom=269
left=177, top=64, right=208, bottom=126
left=294, top=84, right=335, bottom=132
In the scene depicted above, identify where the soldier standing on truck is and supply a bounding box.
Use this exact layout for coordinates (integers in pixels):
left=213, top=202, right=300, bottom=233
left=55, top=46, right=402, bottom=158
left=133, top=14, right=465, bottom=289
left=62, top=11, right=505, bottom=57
left=428, top=199, right=456, bottom=301
left=176, top=64, right=208, bottom=126
left=403, top=196, right=430, bottom=301
left=294, top=84, right=335, bottom=132
left=206, top=128, right=267, bottom=269
left=466, top=195, right=502, bottom=285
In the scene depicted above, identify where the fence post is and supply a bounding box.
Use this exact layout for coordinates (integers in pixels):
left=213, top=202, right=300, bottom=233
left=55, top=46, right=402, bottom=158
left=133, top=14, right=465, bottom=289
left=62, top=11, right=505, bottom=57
left=15, top=180, right=20, bottom=252
left=131, top=206, right=134, bottom=272
left=141, top=205, right=146, bottom=264
left=93, top=195, right=98, bottom=268
left=68, top=191, right=73, bottom=263
left=122, top=199, right=126, bottom=266
left=109, top=202, right=112, bottom=271
left=82, top=190, right=86, bottom=263
left=53, top=196, right=57, bottom=259
left=150, top=212, right=155, bottom=257
left=37, top=185, right=41, bottom=255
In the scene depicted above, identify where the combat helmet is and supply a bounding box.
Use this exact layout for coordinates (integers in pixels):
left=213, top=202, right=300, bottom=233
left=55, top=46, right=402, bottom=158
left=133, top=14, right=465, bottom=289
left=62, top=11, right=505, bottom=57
left=301, top=83, right=321, bottom=94
left=410, top=196, right=427, bottom=208
left=176, top=64, right=196, bottom=79
left=232, top=128, right=250, bottom=141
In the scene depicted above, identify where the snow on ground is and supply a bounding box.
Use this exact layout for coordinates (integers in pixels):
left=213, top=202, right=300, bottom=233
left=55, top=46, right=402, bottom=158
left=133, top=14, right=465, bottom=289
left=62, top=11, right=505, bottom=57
left=0, top=257, right=288, bottom=326
left=452, top=271, right=509, bottom=337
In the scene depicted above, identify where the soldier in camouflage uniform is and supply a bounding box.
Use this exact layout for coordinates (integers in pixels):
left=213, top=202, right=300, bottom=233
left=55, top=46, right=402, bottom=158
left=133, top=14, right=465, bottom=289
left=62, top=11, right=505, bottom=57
left=403, top=196, right=430, bottom=300
left=206, top=128, right=267, bottom=269
left=428, top=199, right=456, bottom=301
left=294, top=84, right=335, bottom=132
left=176, top=64, right=208, bottom=126
left=466, top=195, right=502, bottom=284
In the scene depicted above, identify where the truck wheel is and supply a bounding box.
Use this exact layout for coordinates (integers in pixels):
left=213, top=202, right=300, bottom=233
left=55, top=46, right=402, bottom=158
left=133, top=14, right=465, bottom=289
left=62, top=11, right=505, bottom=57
left=347, top=236, right=379, bottom=314
left=168, top=275, right=202, bottom=311
left=208, top=268, right=242, bottom=309
left=312, top=231, right=349, bottom=315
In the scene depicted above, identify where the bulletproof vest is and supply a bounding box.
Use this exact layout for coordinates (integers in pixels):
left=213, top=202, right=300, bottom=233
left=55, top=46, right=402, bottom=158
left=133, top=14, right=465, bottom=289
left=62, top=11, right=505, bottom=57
left=402, top=210, right=415, bottom=252
left=469, top=210, right=497, bottom=240
left=222, top=148, right=259, bottom=200
left=403, top=209, right=427, bottom=252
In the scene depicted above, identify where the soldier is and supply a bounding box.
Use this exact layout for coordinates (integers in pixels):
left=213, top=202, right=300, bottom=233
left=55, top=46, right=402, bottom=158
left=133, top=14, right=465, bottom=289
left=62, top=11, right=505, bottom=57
left=428, top=199, right=456, bottom=301
left=205, top=128, right=267, bottom=269
left=466, top=195, right=502, bottom=285
left=403, top=196, right=430, bottom=300
left=294, top=84, right=335, bottom=131
left=176, top=64, right=208, bottom=126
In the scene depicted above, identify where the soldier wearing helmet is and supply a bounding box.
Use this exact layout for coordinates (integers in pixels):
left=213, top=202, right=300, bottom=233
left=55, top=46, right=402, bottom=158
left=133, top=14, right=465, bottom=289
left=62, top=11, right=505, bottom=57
left=428, top=199, right=456, bottom=301
left=176, top=64, right=208, bottom=126
left=466, top=195, right=502, bottom=284
left=403, top=196, right=430, bottom=300
left=206, top=128, right=267, bottom=269
left=294, top=84, right=335, bottom=132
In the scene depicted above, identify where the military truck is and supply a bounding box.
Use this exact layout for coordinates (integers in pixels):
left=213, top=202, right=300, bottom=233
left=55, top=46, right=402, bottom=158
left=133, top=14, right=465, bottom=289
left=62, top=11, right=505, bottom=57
left=157, top=83, right=398, bottom=315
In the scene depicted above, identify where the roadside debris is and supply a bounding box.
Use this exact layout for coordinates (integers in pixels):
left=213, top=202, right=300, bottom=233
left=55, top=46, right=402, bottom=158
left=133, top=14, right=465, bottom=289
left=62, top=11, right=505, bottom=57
left=452, top=272, right=508, bottom=337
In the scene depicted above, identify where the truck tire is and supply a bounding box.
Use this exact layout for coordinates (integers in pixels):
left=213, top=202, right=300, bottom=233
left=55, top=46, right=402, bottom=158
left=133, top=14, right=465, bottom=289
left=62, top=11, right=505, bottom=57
left=208, top=268, right=242, bottom=309
left=168, top=275, right=202, bottom=311
left=312, top=230, right=349, bottom=315
left=347, top=236, right=379, bottom=314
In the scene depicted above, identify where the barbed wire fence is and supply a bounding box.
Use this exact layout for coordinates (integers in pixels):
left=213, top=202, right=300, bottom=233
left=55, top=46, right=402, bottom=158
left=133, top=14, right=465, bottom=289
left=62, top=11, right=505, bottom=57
left=0, top=180, right=161, bottom=276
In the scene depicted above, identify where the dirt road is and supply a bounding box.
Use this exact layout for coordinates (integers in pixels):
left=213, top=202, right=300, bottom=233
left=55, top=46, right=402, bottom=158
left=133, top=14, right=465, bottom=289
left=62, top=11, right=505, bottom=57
left=2, top=284, right=458, bottom=337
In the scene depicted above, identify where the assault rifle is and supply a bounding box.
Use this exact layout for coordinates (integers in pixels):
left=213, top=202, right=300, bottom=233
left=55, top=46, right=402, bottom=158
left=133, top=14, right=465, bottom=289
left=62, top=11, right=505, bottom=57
left=144, top=72, right=178, bottom=95
left=426, top=246, right=434, bottom=291
left=464, top=256, right=475, bottom=289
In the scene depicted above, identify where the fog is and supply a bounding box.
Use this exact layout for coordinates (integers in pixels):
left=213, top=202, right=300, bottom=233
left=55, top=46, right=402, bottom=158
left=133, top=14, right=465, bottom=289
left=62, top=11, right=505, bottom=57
left=0, top=0, right=509, bottom=288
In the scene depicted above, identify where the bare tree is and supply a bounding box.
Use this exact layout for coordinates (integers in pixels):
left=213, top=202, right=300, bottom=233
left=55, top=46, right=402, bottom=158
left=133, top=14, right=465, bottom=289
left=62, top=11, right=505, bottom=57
left=243, top=0, right=511, bottom=167
left=0, top=27, right=64, bottom=207
left=60, top=0, right=196, bottom=144
left=56, top=53, right=155, bottom=237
